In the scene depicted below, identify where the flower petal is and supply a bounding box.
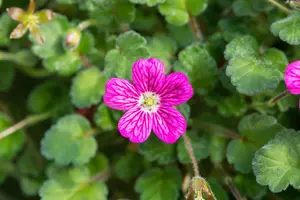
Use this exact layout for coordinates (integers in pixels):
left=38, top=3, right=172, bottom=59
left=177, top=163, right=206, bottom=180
left=29, top=24, right=45, bottom=44
left=118, top=106, right=152, bottom=143
left=6, top=7, right=25, bottom=22
left=104, top=78, right=140, bottom=111
left=28, top=0, right=36, bottom=14
left=158, top=72, right=193, bottom=106
left=152, top=106, right=187, bottom=144
left=10, top=23, right=28, bottom=39
left=35, top=9, right=54, bottom=24
left=132, top=58, right=165, bottom=93
left=285, top=60, right=300, bottom=94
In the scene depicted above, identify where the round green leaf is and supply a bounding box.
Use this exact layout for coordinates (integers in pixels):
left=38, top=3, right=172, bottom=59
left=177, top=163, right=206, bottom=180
left=0, top=63, right=15, bottom=92
left=135, top=166, right=182, bottom=200
left=253, top=129, right=300, bottom=193
left=43, top=51, right=82, bottom=76
left=227, top=113, right=283, bottom=173
left=71, top=67, right=107, bottom=108
left=178, top=43, right=217, bottom=95
left=41, top=114, right=97, bottom=166
left=39, top=166, right=108, bottom=200
left=115, top=152, right=143, bottom=181
left=271, top=11, right=300, bottom=45
left=94, top=104, right=116, bottom=131
left=138, top=135, right=176, bottom=165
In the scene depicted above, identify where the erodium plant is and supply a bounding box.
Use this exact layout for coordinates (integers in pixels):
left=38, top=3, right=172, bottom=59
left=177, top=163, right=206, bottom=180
left=1, top=0, right=300, bottom=199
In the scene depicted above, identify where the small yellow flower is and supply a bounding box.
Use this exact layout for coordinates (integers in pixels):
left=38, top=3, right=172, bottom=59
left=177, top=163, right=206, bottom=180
left=7, top=0, right=54, bottom=44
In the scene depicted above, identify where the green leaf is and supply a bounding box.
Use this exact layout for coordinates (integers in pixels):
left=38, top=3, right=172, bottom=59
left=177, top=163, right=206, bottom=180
left=218, top=17, right=249, bottom=42
left=41, top=114, right=97, bottom=166
left=0, top=113, right=25, bottom=161
left=20, top=177, right=42, bottom=196
left=232, top=0, right=257, bottom=17
left=226, top=54, right=283, bottom=95
left=27, top=80, right=71, bottom=116
left=253, top=129, right=300, bottom=193
left=209, top=135, right=227, bottom=164
left=43, top=51, right=82, bottom=76
left=104, top=31, right=150, bottom=79
left=178, top=43, right=217, bottom=95
left=88, top=154, right=110, bottom=177
left=31, top=14, right=70, bottom=59
left=234, top=174, right=267, bottom=200
left=262, top=48, right=288, bottom=72
left=70, top=67, right=107, bottom=108
left=177, top=132, right=209, bottom=164
left=88, top=0, right=136, bottom=25
left=115, top=151, right=143, bottom=181
left=158, top=0, right=208, bottom=26
left=147, top=34, right=177, bottom=71
left=227, top=113, right=283, bottom=173
left=167, top=24, right=194, bottom=47
left=17, top=147, right=43, bottom=176
left=135, top=166, right=182, bottom=200
left=138, top=135, right=176, bottom=165
left=271, top=11, right=300, bottom=45
left=76, top=32, right=95, bottom=55
left=217, top=94, right=248, bottom=117
left=224, top=35, right=258, bottom=60
left=208, top=179, right=229, bottom=200
left=0, top=62, right=15, bottom=92
left=94, top=104, right=116, bottom=131
left=177, top=103, right=191, bottom=120
left=0, top=14, right=13, bottom=46
left=129, top=0, right=165, bottom=6
left=39, top=166, right=108, bottom=200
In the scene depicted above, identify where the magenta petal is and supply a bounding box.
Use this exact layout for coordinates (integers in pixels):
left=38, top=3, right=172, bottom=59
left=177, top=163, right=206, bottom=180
left=104, top=78, right=140, bottom=111
left=132, top=58, right=165, bottom=93
left=152, top=106, right=187, bottom=144
left=118, top=106, right=153, bottom=143
left=285, top=61, right=300, bottom=94
left=158, top=72, right=193, bottom=106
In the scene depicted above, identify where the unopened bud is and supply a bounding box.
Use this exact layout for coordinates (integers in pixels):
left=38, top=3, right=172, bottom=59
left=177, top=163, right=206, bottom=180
left=65, top=28, right=81, bottom=49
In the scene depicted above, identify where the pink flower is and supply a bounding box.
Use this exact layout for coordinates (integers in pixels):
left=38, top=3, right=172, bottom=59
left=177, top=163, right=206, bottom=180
left=104, top=58, right=193, bottom=144
left=285, top=60, right=300, bottom=94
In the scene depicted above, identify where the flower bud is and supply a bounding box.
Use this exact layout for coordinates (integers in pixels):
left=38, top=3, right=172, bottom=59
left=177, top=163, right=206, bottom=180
left=65, top=28, right=81, bottom=49
left=284, top=60, right=300, bottom=94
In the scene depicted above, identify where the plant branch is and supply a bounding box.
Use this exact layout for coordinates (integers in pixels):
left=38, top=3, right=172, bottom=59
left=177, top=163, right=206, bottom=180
left=0, top=112, right=52, bottom=140
left=225, top=177, right=246, bottom=200
left=267, top=90, right=290, bottom=106
left=267, top=0, right=291, bottom=14
left=188, top=15, right=204, bottom=41
left=182, top=134, right=200, bottom=177
left=197, top=123, right=241, bottom=140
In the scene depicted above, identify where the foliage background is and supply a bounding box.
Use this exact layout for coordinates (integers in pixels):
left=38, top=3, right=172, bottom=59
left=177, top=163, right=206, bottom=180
left=0, top=0, right=300, bottom=199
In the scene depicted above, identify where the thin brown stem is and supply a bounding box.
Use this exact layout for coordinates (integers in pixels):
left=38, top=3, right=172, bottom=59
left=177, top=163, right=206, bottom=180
left=197, top=123, right=241, bottom=140
left=88, top=170, right=110, bottom=184
left=182, top=134, right=200, bottom=177
left=268, top=0, right=291, bottom=14
left=80, top=55, right=92, bottom=68
left=267, top=90, right=290, bottom=106
left=188, top=15, right=204, bottom=41
left=0, top=112, right=52, bottom=140
left=225, top=177, right=246, bottom=200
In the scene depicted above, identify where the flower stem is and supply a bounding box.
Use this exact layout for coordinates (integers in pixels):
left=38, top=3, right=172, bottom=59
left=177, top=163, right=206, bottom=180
left=225, top=177, right=246, bottom=200
left=197, top=123, right=241, bottom=140
left=188, top=15, right=204, bottom=41
left=84, top=128, right=100, bottom=137
left=88, top=170, right=110, bottom=184
left=268, top=0, right=291, bottom=14
left=267, top=90, right=290, bottom=106
left=0, top=112, right=52, bottom=140
left=182, top=134, right=200, bottom=177
left=78, top=19, right=97, bottom=31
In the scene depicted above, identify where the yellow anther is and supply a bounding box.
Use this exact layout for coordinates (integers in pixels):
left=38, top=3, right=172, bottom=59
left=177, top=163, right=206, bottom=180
left=144, top=98, right=154, bottom=107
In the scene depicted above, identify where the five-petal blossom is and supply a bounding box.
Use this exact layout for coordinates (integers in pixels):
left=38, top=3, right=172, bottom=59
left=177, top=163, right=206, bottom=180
left=7, top=0, right=54, bottom=44
left=284, top=60, right=300, bottom=94
left=104, top=58, right=194, bottom=144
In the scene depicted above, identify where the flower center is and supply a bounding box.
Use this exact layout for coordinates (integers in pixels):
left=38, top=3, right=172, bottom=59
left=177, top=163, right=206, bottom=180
left=139, top=92, right=160, bottom=113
